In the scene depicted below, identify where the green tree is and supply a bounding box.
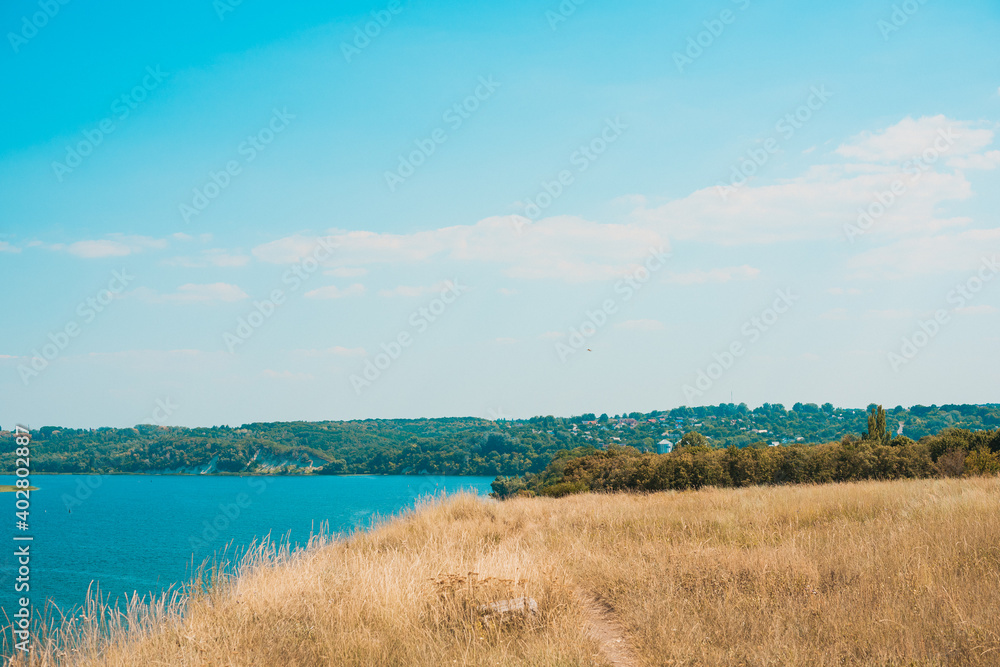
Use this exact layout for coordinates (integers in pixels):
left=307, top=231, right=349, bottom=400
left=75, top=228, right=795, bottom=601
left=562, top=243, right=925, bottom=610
left=678, top=431, right=708, bottom=449
left=863, top=404, right=890, bottom=446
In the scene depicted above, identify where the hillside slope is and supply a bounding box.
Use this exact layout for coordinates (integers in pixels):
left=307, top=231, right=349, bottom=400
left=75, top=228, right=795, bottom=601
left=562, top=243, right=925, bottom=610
left=17, top=476, right=1000, bottom=666
left=3, top=403, right=999, bottom=476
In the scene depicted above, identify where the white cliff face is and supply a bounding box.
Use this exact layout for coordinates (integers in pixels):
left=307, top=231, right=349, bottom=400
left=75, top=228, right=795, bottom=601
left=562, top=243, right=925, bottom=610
left=139, top=451, right=319, bottom=475
left=246, top=450, right=318, bottom=473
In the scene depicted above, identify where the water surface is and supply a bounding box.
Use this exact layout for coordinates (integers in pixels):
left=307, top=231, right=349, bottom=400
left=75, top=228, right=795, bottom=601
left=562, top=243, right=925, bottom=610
left=0, top=474, right=493, bottom=618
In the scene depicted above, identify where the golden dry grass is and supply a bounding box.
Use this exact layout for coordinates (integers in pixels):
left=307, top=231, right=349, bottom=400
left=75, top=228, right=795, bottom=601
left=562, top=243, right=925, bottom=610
left=15, top=476, right=1000, bottom=666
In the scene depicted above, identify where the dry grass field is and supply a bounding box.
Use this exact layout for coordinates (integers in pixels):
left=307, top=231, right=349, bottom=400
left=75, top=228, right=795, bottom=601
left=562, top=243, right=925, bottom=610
left=16, top=476, right=1000, bottom=666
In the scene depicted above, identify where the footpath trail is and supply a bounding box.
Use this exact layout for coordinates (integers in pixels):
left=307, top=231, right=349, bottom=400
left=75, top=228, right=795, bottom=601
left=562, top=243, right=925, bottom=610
left=575, top=589, right=639, bottom=667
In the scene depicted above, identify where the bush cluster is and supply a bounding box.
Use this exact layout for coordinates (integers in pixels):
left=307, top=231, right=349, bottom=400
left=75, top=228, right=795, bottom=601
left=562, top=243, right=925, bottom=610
left=491, top=427, right=1000, bottom=499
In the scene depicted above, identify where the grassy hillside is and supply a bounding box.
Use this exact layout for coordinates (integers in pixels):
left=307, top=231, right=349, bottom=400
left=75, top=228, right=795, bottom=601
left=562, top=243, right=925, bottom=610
left=14, top=477, right=1000, bottom=665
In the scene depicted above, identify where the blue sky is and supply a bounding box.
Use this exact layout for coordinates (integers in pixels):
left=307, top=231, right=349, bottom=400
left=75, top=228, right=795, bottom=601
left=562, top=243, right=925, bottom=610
left=1, top=0, right=998, bottom=428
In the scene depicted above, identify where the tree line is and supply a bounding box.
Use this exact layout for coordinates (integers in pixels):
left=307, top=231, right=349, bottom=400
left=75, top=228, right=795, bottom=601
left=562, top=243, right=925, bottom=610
left=2, top=403, right=998, bottom=477
left=490, top=406, right=1000, bottom=499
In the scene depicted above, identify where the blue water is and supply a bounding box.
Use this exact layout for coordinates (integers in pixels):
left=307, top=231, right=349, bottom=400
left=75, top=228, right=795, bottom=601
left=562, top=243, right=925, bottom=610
left=0, top=475, right=493, bottom=619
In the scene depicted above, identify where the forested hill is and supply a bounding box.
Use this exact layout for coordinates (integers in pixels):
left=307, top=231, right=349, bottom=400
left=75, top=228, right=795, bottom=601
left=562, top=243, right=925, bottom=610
left=2, top=403, right=999, bottom=476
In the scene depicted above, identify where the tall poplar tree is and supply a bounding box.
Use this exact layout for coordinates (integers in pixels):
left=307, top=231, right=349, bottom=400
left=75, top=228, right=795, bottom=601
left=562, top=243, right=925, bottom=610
left=864, top=404, right=890, bottom=446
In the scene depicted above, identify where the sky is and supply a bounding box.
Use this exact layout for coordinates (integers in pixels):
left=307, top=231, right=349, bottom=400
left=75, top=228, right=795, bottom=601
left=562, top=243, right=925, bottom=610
left=1, top=0, right=998, bottom=429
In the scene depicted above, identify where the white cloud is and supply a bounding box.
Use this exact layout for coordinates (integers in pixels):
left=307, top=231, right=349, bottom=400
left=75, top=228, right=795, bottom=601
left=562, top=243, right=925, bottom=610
left=172, top=283, right=248, bottom=303
left=67, top=240, right=133, bottom=258
left=820, top=308, right=850, bottom=321
left=303, top=283, right=365, bottom=299
left=497, top=287, right=518, bottom=296
left=615, top=319, right=665, bottom=332
left=827, top=287, right=864, bottom=296
left=252, top=234, right=337, bottom=264
left=666, top=265, right=759, bottom=285
left=848, top=229, right=1000, bottom=279
left=204, top=117, right=996, bottom=290
left=327, top=345, right=366, bottom=356
left=835, top=115, right=994, bottom=163
left=628, top=116, right=994, bottom=246
left=948, top=150, right=1000, bottom=170
left=64, top=234, right=169, bottom=259
left=72, top=349, right=215, bottom=370
left=164, top=249, right=251, bottom=268
left=630, top=162, right=973, bottom=245
left=133, top=283, right=249, bottom=304
left=293, top=346, right=367, bottom=357
left=378, top=284, right=437, bottom=298
left=324, top=267, right=368, bottom=277
left=262, top=369, right=314, bottom=380
left=538, top=331, right=564, bottom=340
left=955, top=305, right=998, bottom=316
left=252, top=215, right=668, bottom=283
left=866, top=309, right=914, bottom=320
left=0, top=241, right=20, bottom=253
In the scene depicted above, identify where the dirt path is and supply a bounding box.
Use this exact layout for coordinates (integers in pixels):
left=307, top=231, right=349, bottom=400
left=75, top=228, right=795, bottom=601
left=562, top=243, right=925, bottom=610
left=575, top=589, right=639, bottom=667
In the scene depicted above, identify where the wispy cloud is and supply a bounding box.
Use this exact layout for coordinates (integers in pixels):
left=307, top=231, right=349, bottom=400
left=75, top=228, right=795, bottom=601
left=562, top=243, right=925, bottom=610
left=666, top=265, right=759, bottom=285
left=377, top=282, right=449, bottom=298
left=132, top=283, right=249, bottom=304
left=848, top=229, right=1000, bottom=279
left=324, top=267, right=368, bottom=277
left=303, top=283, right=365, bottom=299
left=615, top=319, right=666, bottom=331
left=164, top=249, right=251, bottom=268
left=62, top=234, right=168, bottom=259
left=866, top=309, right=914, bottom=320
left=252, top=215, right=668, bottom=283
left=820, top=308, right=850, bottom=321
left=835, top=115, right=993, bottom=163
left=630, top=115, right=995, bottom=245
left=262, top=369, right=314, bottom=380
left=955, top=305, right=998, bottom=316
left=294, top=346, right=367, bottom=357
